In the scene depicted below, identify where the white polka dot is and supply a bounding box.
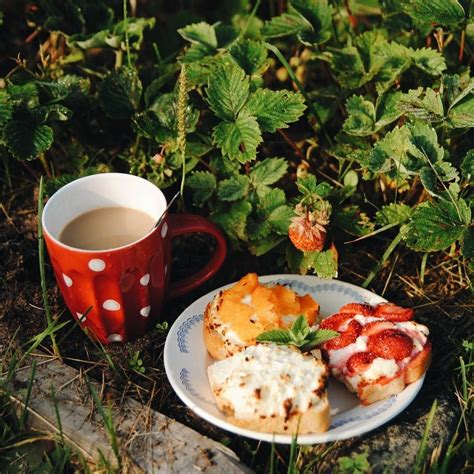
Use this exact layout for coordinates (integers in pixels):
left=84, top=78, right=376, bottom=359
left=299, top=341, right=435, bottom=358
left=103, top=299, right=121, bottom=311
left=88, top=259, right=106, bottom=272
left=63, top=274, right=73, bottom=287
left=164, top=264, right=168, bottom=276
left=76, top=312, right=86, bottom=322
left=108, top=334, right=123, bottom=343
left=161, top=222, right=168, bottom=238
left=140, top=274, right=150, bottom=286
left=140, top=306, right=151, bottom=317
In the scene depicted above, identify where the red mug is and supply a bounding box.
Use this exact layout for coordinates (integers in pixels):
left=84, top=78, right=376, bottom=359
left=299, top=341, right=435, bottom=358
left=42, top=173, right=227, bottom=344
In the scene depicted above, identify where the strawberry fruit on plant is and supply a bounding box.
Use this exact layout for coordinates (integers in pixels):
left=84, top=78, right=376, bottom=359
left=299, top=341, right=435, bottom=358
left=0, top=0, right=472, bottom=283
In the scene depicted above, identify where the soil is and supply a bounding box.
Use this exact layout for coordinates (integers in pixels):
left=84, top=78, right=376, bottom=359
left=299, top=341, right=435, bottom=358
left=1, top=183, right=472, bottom=472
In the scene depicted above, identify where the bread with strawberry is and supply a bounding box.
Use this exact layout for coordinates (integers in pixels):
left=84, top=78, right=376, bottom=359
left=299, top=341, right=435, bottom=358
left=319, top=302, right=431, bottom=405
left=203, top=273, right=320, bottom=359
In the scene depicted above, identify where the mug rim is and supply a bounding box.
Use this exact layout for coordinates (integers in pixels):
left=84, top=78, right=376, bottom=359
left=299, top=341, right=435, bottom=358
left=42, top=173, right=167, bottom=254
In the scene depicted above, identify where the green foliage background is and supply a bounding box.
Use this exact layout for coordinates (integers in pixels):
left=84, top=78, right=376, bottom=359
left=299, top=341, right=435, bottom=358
left=0, top=0, right=472, bottom=283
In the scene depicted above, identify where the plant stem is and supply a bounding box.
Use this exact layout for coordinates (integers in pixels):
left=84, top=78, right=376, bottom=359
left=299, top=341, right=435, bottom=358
left=362, top=229, right=404, bottom=288
left=38, top=176, right=60, bottom=357
left=123, top=0, right=132, bottom=67
left=264, top=43, right=333, bottom=147
left=240, top=0, right=261, bottom=39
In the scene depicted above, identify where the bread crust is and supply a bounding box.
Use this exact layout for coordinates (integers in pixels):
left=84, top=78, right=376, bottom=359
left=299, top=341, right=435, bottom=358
left=357, top=343, right=432, bottom=405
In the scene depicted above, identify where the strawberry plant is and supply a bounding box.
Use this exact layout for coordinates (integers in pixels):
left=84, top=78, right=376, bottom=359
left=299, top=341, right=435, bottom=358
left=0, top=0, right=472, bottom=283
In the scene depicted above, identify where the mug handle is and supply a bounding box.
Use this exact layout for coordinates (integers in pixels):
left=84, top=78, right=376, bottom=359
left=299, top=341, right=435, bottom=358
left=167, top=214, right=227, bottom=298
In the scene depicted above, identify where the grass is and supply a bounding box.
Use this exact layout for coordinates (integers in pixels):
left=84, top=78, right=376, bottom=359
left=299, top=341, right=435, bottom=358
left=0, top=182, right=472, bottom=472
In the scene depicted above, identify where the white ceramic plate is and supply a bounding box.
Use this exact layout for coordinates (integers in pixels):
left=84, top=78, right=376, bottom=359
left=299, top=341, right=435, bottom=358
left=164, top=275, right=425, bottom=444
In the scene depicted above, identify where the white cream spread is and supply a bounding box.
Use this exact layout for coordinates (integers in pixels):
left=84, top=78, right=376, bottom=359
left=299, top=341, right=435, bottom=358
left=362, top=357, right=399, bottom=381
left=241, top=294, right=252, bottom=305
left=329, top=336, right=368, bottom=368
left=208, top=344, right=327, bottom=419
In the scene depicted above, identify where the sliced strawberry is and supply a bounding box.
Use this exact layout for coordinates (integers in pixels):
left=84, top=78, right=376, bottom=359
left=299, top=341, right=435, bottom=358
left=361, top=320, right=396, bottom=336
left=346, top=352, right=377, bottom=375
left=367, top=329, right=413, bottom=361
left=323, top=320, right=362, bottom=350
left=374, top=303, right=414, bottom=322
left=319, top=313, right=354, bottom=331
left=339, top=303, right=375, bottom=316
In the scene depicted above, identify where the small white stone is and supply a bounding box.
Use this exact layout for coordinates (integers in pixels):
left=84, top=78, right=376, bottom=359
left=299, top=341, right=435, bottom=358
left=108, top=334, right=123, bottom=343
left=140, top=273, right=150, bottom=286
left=161, top=222, right=168, bottom=238
left=76, top=312, right=86, bottom=322
left=88, top=259, right=106, bottom=272
left=140, top=306, right=151, bottom=317
left=103, top=299, right=121, bottom=311
left=63, top=274, right=73, bottom=287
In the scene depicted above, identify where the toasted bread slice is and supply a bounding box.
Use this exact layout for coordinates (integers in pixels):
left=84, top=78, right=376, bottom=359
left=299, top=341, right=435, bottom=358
left=204, top=274, right=320, bottom=360
left=321, top=303, right=431, bottom=405
left=208, top=344, right=330, bottom=434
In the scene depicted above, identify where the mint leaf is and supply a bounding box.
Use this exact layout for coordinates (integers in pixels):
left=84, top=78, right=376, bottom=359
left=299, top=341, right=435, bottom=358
left=305, top=328, right=340, bottom=347
left=229, top=40, right=267, bottom=75
left=400, top=0, right=465, bottom=28
left=290, top=314, right=309, bottom=337
left=256, top=329, right=293, bottom=345
left=376, top=203, right=413, bottom=226
left=405, top=199, right=471, bottom=252
left=187, top=171, right=216, bottom=206
left=178, top=22, right=217, bottom=51
left=244, top=89, right=306, bottom=133
left=213, top=114, right=262, bottom=163
left=262, top=13, right=309, bottom=39
left=217, top=175, right=250, bottom=201
left=250, top=157, right=288, bottom=185
left=206, top=62, right=249, bottom=121
left=99, top=67, right=142, bottom=119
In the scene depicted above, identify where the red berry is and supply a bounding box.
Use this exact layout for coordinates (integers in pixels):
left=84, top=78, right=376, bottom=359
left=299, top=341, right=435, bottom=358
left=346, top=352, right=377, bottom=375
left=323, top=320, right=362, bottom=350
left=361, top=321, right=396, bottom=336
left=288, top=214, right=327, bottom=252
left=339, top=303, right=375, bottom=316
left=374, top=303, right=414, bottom=322
left=367, top=329, right=413, bottom=361
left=320, top=313, right=354, bottom=331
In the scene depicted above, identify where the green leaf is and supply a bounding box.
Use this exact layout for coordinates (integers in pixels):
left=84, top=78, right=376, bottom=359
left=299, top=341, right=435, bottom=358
left=313, top=249, right=338, bottom=279
left=206, top=62, right=249, bottom=121
left=217, top=175, right=250, bottom=201
left=376, top=203, right=413, bottom=226
left=407, top=121, right=444, bottom=163
left=99, top=67, right=142, bottom=119
left=343, top=95, right=376, bottom=136
left=261, top=13, right=309, bottom=39
left=461, top=227, right=474, bottom=258
left=291, top=0, right=333, bottom=45
left=244, top=89, right=306, bottom=133
left=33, top=104, right=72, bottom=122
left=448, top=95, right=474, bottom=128
left=399, top=88, right=444, bottom=122
left=4, top=120, right=54, bottom=161
left=399, top=0, right=465, bottom=28
left=291, top=315, right=309, bottom=338
left=405, top=199, right=471, bottom=252
left=229, top=40, right=267, bottom=75
left=375, top=91, right=404, bottom=128
left=178, top=22, right=217, bottom=50
left=411, top=48, right=447, bottom=76
left=461, top=150, right=474, bottom=181
left=132, top=111, right=171, bottom=142
left=250, top=236, right=287, bottom=256
left=333, top=206, right=375, bottom=236
left=250, top=157, right=288, bottom=185
left=259, top=188, right=287, bottom=213
left=211, top=200, right=252, bottom=241
left=309, top=328, right=340, bottom=346
left=297, top=174, right=318, bottom=195
left=268, top=205, right=294, bottom=235
left=0, top=91, right=12, bottom=129
left=187, top=171, right=217, bottom=207
left=256, top=329, right=293, bottom=345
left=213, top=115, right=262, bottom=163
